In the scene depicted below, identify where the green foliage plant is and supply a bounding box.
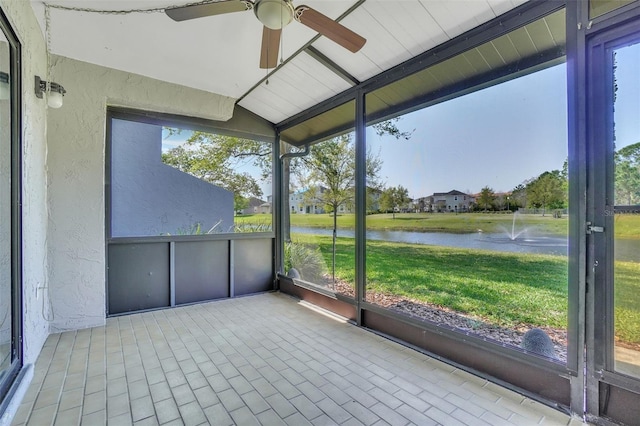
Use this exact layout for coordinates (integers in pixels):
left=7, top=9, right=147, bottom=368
left=284, top=241, right=327, bottom=282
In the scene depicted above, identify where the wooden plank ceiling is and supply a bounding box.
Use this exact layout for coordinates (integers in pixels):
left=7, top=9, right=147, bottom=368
left=238, top=0, right=529, bottom=126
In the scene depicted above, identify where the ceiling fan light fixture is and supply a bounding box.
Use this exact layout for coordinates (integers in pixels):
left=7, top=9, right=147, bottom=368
left=254, top=0, right=293, bottom=30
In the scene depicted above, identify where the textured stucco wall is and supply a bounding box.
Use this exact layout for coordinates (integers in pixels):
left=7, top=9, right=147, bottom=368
left=111, top=119, right=233, bottom=237
left=0, top=0, right=50, bottom=365
left=46, top=55, right=235, bottom=332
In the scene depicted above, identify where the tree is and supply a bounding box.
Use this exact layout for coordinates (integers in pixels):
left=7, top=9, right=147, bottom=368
left=234, top=195, right=249, bottom=214
left=299, top=136, right=355, bottom=216
left=380, top=185, right=410, bottom=219
left=526, top=170, right=566, bottom=216
left=379, top=188, right=393, bottom=214
left=494, top=194, right=506, bottom=211
left=366, top=187, right=382, bottom=213
left=615, top=142, right=640, bottom=205
left=371, top=117, right=414, bottom=140
left=297, top=134, right=382, bottom=280
left=477, top=186, right=495, bottom=212
left=296, top=137, right=383, bottom=217
left=162, top=132, right=269, bottom=203
left=615, top=161, right=640, bottom=205
left=510, top=183, right=528, bottom=210
left=163, top=119, right=408, bottom=268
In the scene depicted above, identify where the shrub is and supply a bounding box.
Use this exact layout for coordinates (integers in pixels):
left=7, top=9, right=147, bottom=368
left=284, top=241, right=327, bottom=282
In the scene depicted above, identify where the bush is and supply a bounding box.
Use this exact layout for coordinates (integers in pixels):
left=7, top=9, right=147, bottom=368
left=284, top=241, right=327, bottom=282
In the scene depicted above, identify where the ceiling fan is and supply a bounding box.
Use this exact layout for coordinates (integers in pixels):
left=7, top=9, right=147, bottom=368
left=165, top=0, right=366, bottom=69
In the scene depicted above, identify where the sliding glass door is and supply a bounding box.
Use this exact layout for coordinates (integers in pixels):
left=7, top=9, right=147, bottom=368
left=588, top=11, right=640, bottom=423
left=0, top=7, right=22, bottom=403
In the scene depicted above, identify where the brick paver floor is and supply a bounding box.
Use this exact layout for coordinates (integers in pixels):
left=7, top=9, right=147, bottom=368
left=12, top=292, right=587, bottom=425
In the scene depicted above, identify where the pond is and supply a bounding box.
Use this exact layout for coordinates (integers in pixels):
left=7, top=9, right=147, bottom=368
left=292, top=226, right=567, bottom=256
left=291, top=226, right=640, bottom=262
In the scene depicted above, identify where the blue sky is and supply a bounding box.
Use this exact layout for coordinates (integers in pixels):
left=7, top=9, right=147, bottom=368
left=162, top=130, right=274, bottom=197
left=162, top=130, right=190, bottom=152
left=367, top=63, right=568, bottom=198
left=614, top=42, right=640, bottom=152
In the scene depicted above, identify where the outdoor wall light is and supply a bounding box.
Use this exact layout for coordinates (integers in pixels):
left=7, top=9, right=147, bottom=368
left=35, top=75, right=66, bottom=109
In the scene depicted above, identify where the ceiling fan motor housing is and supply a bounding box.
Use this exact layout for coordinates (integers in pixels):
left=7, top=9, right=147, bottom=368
left=165, top=0, right=366, bottom=69
left=254, top=0, right=294, bottom=30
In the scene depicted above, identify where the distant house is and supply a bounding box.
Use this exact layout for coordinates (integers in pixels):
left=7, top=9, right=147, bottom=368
left=367, top=187, right=382, bottom=213
left=413, top=196, right=432, bottom=212
left=240, top=197, right=266, bottom=215
left=433, top=190, right=475, bottom=212
left=258, top=202, right=272, bottom=214
left=416, top=190, right=475, bottom=212
left=290, top=187, right=328, bottom=214
left=289, top=186, right=362, bottom=214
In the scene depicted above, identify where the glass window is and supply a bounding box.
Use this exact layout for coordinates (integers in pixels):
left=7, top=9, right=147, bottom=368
left=0, top=26, right=12, bottom=389
left=612, top=41, right=640, bottom=377
left=110, top=119, right=272, bottom=237
left=365, top=63, right=569, bottom=363
left=0, top=13, right=20, bottom=399
left=283, top=133, right=356, bottom=299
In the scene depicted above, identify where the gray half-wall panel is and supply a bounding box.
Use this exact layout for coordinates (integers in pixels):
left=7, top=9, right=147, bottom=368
left=233, top=239, right=273, bottom=295
left=108, top=243, right=170, bottom=314
left=175, top=240, right=229, bottom=304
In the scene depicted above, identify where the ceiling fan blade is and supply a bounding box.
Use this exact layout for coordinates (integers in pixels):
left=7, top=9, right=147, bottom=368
left=165, top=0, right=252, bottom=22
left=260, top=26, right=281, bottom=69
left=295, top=6, right=366, bottom=53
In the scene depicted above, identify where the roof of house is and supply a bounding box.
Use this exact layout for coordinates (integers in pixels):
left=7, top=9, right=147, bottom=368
left=247, top=197, right=266, bottom=208
left=433, top=190, right=470, bottom=197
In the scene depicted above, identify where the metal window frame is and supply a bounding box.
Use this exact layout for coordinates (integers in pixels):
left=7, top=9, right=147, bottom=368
left=280, top=0, right=576, bottom=363
left=104, top=107, right=278, bottom=315
left=105, top=106, right=277, bottom=240
left=276, top=0, right=565, bottom=135
left=0, top=5, right=23, bottom=409
left=565, top=0, right=590, bottom=415
left=276, top=0, right=584, bottom=414
left=584, top=4, right=640, bottom=422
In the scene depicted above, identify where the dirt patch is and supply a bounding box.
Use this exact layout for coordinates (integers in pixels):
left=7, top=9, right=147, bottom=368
left=319, top=277, right=567, bottom=363
left=615, top=337, right=640, bottom=352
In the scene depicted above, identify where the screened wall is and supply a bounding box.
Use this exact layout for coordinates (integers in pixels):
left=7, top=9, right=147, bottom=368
left=276, top=2, right=640, bottom=421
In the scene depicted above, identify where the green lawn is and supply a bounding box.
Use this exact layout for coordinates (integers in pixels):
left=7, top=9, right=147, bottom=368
left=291, top=233, right=640, bottom=344
left=365, top=212, right=569, bottom=236
left=238, top=212, right=568, bottom=234
left=614, top=214, right=640, bottom=239
left=237, top=211, right=640, bottom=343
left=615, top=260, right=640, bottom=344
left=286, top=212, right=568, bottom=235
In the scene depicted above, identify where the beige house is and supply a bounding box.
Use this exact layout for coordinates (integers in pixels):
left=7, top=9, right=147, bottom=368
left=419, top=190, right=475, bottom=212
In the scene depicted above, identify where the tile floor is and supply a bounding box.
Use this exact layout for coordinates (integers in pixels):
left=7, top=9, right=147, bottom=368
left=12, top=292, right=587, bottom=425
